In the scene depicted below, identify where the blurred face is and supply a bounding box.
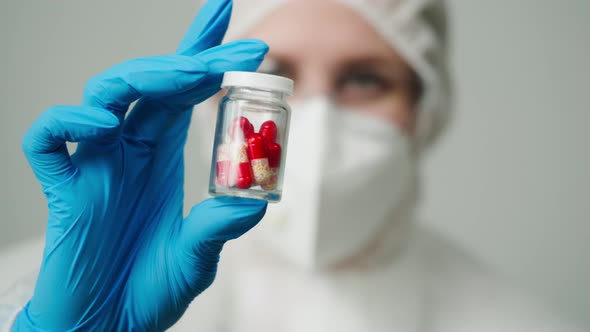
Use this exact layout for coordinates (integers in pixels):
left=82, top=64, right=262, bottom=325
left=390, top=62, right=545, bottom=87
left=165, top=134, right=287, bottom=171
left=243, top=0, right=422, bottom=134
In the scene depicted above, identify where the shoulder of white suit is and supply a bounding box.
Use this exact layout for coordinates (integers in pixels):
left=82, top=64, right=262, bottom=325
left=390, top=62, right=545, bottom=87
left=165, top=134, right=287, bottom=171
left=414, top=226, right=585, bottom=332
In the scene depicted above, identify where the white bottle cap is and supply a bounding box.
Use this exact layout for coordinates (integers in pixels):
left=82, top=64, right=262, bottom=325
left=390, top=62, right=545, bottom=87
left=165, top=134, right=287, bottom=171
left=221, top=71, right=294, bottom=96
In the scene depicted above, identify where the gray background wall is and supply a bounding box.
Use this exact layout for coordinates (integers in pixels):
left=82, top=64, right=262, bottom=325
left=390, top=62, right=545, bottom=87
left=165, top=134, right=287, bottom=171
left=0, top=0, right=588, bottom=327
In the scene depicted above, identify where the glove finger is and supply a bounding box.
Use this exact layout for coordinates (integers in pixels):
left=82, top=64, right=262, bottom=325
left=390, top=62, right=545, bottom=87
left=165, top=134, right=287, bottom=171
left=122, top=40, right=268, bottom=146
left=174, top=197, right=266, bottom=296
left=181, top=196, right=267, bottom=247
left=173, top=39, right=269, bottom=105
left=21, top=105, right=120, bottom=189
left=82, top=55, right=208, bottom=119
left=176, top=0, right=232, bottom=56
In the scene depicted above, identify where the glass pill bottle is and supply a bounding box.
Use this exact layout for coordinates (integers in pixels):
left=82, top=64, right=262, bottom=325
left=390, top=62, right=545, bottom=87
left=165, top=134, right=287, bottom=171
left=209, top=71, right=293, bottom=202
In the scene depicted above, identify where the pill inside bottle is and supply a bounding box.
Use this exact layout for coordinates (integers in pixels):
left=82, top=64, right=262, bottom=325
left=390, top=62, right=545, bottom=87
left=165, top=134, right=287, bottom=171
left=208, top=71, right=293, bottom=202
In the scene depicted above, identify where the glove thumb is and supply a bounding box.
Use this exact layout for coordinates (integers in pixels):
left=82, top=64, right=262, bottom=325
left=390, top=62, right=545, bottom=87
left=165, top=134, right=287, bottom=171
left=176, top=197, right=267, bottom=293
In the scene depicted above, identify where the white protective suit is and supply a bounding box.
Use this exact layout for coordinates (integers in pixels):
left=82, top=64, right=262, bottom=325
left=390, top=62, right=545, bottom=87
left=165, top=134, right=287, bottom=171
left=174, top=0, right=582, bottom=331
left=0, top=0, right=584, bottom=331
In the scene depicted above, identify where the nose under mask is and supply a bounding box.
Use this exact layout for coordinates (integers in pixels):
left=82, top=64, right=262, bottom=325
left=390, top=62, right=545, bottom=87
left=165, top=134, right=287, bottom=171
left=255, top=97, right=420, bottom=270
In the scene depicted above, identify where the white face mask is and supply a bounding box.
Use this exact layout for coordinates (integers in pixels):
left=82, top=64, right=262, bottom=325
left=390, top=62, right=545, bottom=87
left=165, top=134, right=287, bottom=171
left=256, top=97, right=419, bottom=270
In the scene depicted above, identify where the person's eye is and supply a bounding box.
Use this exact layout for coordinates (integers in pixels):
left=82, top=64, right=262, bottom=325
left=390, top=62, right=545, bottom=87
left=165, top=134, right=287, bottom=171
left=336, top=71, right=391, bottom=103
left=345, top=72, right=386, bottom=88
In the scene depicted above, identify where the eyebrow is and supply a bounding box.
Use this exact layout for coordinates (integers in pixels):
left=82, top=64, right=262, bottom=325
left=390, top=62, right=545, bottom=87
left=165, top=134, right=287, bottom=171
left=344, top=50, right=401, bottom=61
left=337, top=56, right=424, bottom=99
left=338, top=56, right=417, bottom=81
left=263, top=52, right=421, bottom=79
left=266, top=51, right=410, bottom=69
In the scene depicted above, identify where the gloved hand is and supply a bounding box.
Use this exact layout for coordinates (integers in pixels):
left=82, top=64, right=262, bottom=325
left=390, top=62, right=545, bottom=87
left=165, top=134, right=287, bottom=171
left=12, top=1, right=268, bottom=331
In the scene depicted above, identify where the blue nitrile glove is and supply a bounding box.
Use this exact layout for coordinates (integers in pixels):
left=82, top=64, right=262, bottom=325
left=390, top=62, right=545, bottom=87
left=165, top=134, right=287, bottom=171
left=12, top=1, right=268, bottom=331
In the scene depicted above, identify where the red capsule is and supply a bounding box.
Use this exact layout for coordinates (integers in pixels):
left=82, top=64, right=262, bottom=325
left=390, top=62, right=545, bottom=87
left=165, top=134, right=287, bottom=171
left=215, top=144, right=231, bottom=187
left=259, top=120, right=278, bottom=144
left=229, top=116, right=254, bottom=141
left=247, top=133, right=268, bottom=160
left=216, top=143, right=230, bottom=161
left=247, top=134, right=272, bottom=185
left=225, top=143, right=250, bottom=188
left=235, top=116, right=252, bottom=131
left=266, top=142, right=282, bottom=168
left=261, top=168, right=278, bottom=191
left=236, top=162, right=253, bottom=189
left=216, top=160, right=231, bottom=187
